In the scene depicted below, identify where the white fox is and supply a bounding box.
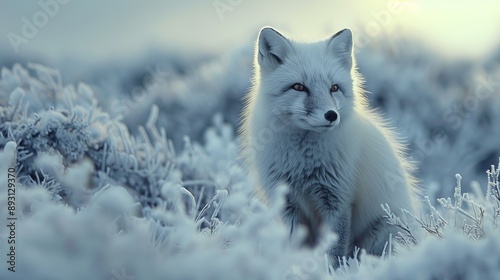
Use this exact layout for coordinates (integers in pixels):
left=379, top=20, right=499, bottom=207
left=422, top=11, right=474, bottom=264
left=240, top=27, right=419, bottom=260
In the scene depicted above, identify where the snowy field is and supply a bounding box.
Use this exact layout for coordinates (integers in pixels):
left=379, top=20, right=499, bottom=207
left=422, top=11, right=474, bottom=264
left=1, top=1, right=500, bottom=279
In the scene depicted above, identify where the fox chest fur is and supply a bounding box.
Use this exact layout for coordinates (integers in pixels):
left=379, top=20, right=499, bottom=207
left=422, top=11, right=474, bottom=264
left=253, top=124, right=358, bottom=247
left=259, top=131, right=353, bottom=208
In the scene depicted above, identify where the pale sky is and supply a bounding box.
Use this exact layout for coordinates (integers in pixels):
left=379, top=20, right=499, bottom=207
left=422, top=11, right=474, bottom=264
left=1, top=0, right=499, bottom=63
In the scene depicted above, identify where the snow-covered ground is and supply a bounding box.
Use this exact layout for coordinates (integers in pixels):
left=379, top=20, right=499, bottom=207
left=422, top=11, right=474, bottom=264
left=1, top=4, right=500, bottom=278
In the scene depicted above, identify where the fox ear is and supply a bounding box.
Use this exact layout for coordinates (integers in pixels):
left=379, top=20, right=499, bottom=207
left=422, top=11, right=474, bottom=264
left=327, top=29, right=353, bottom=68
left=257, top=27, right=292, bottom=72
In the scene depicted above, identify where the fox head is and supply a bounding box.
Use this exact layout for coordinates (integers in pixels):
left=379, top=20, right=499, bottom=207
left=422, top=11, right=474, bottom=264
left=254, top=27, right=360, bottom=133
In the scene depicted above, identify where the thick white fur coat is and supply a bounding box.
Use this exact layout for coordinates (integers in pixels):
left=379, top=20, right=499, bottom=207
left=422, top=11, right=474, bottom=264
left=240, top=27, right=419, bottom=259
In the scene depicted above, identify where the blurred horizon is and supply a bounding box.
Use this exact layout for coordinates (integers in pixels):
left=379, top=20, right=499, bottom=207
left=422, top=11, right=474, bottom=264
left=1, top=0, right=500, bottom=67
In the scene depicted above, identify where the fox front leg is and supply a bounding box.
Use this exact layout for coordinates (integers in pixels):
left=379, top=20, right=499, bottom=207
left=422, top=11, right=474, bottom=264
left=326, top=210, right=353, bottom=266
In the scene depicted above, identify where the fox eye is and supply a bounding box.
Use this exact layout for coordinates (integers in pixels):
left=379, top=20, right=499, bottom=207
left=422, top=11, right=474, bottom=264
left=330, top=84, right=339, bottom=93
left=292, top=83, right=306, bottom=92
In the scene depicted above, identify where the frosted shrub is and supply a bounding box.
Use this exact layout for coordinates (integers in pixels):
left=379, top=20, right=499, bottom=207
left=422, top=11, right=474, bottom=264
left=409, top=162, right=500, bottom=241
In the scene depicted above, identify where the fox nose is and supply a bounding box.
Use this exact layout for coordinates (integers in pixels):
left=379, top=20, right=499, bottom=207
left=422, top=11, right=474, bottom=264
left=324, top=110, right=338, bottom=123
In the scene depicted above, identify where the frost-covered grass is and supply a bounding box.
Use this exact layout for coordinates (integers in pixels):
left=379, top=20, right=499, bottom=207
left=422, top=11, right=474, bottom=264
left=1, top=38, right=500, bottom=279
